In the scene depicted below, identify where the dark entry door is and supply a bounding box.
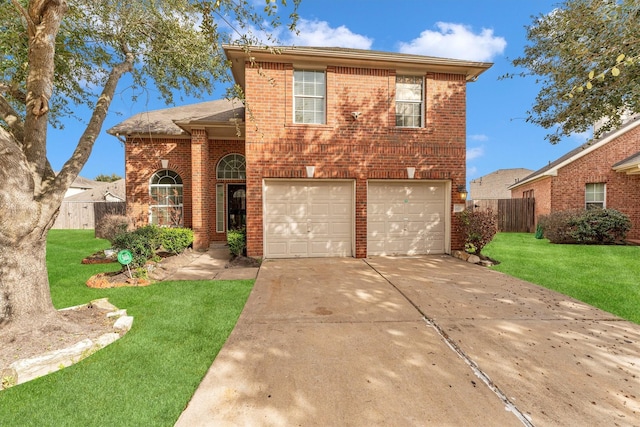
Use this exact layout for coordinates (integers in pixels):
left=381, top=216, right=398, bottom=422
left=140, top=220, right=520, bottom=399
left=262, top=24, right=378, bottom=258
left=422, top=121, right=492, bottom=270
left=227, top=184, right=246, bottom=230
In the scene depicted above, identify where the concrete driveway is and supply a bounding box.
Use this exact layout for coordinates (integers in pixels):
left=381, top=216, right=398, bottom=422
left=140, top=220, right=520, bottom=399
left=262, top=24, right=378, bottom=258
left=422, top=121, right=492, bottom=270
left=175, top=256, right=640, bottom=426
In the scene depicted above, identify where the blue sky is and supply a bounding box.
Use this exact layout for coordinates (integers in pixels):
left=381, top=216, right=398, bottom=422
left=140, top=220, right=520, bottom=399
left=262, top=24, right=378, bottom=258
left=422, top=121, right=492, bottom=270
left=49, top=0, right=586, bottom=186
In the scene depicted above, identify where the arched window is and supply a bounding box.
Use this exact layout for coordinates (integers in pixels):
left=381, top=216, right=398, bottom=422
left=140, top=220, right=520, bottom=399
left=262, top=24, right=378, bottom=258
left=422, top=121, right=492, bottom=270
left=149, top=169, right=183, bottom=226
left=217, top=154, right=246, bottom=180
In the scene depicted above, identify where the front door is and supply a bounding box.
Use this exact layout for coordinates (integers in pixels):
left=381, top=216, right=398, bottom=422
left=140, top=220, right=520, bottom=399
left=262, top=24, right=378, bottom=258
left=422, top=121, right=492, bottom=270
left=227, top=184, right=246, bottom=230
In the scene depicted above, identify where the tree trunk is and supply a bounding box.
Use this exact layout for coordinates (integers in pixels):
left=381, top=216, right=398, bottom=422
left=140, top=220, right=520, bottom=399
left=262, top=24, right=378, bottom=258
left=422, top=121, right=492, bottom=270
left=0, top=231, right=57, bottom=329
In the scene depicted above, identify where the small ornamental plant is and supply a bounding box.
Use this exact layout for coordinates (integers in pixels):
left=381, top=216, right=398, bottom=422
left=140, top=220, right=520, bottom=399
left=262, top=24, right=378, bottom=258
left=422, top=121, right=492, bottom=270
left=456, top=208, right=498, bottom=255
left=227, top=228, right=246, bottom=257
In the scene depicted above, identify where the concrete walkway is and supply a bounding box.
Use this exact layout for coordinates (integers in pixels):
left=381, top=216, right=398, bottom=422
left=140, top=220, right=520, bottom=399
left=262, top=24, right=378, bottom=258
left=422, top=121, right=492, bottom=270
left=163, top=245, right=259, bottom=281
left=175, top=256, right=640, bottom=426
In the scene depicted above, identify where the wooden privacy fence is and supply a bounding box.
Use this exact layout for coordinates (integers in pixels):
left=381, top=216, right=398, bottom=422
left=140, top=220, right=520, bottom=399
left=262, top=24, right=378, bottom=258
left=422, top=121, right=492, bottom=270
left=469, top=198, right=535, bottom=233
left=52, top=201, right=126, bottom=230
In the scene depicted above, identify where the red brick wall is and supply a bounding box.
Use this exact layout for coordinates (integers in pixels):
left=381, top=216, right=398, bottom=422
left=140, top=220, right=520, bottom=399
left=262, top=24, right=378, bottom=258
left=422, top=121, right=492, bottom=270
left=125, top=137, right=192, bottom=228
left=512, top=124, right=640, bottom=239
left=125, top=136, right=245, bottom=250
left=552, top=125, right=640, bottom=239
left=244, top=62, right=468, bottom=257
left=511, top=177, right=552, bottom=226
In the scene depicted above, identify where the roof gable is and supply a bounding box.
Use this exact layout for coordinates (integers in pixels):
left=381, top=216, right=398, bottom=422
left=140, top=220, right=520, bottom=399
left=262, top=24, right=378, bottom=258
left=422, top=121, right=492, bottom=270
left=510, top=116, right=640, bottom=189
left=107, top=99, right=244, bottom=137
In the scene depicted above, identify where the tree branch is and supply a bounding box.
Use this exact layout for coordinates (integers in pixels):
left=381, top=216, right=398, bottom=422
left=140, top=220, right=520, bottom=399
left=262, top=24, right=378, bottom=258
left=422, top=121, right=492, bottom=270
left=0, top=94, right=25, bottom=145
left=10, top=0, right=35, bottom=36
left=53, top=55, right=134, bottom=198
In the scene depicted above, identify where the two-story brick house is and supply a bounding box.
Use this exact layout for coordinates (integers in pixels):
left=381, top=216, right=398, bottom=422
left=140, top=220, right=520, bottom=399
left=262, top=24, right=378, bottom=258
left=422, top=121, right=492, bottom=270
left=108, top=46, right=491, bottom=258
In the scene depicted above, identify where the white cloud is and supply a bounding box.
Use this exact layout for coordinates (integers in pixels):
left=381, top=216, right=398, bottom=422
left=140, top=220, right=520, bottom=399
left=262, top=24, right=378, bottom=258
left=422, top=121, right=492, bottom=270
left=467, top=166, right=478, bottom=178
left=467, top=146, right=484, bottom=160
left=283, top=19, right=373, bottom=49
left=398, top=22, right=506, bottom=62
left=469, top=134, right=489, bottom=142
left=231, top=18, right=373, bottom=50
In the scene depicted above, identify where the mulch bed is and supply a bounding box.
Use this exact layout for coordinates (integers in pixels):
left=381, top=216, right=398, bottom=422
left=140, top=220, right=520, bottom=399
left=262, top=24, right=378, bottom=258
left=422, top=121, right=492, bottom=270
left=86, top=271, right=152, bottom=288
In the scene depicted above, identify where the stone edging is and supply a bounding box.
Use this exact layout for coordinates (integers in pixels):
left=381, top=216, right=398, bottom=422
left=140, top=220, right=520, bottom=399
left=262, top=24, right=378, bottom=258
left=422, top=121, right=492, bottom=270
left=0, top=298, right=133, bottom=390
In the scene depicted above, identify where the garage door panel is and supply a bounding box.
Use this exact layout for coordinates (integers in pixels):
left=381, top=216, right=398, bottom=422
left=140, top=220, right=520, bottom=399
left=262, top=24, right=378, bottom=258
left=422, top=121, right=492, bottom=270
left=331, top=203, right=350, bottom=216
left=265, top=181, right=353, bottom=258
left=331, top=221, right=351, bottom=236
left=309, top=202, right=329, bottom=216
left=266, top=242, right=287, bottom=257
left=289, top=241, right=309, bottom=256
left=368, top=181, right=447, bottom=256
left=310, top=222, right=329, bottom=236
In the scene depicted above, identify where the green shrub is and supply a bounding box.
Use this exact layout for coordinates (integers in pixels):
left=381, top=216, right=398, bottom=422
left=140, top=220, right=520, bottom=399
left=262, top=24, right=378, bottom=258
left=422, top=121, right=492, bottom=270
left=456, top=208, right=498, bottom=255
left=539, top=208, right=631, bottom=244
left=135, top=225, right=163, bottom=249
left=538, top=210, right=581, bottom=244
left=95, top=214, right=131, bottom=243
left=227, top=228, right=246, bottom=257
left=112, top=226, right=162, bottom=269
left=160, top=228, right=194, bottom=254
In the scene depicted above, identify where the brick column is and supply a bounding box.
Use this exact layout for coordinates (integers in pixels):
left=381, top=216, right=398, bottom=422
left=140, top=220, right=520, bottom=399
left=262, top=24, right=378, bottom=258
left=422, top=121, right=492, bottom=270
left=191, top=129, right=210, bottom=250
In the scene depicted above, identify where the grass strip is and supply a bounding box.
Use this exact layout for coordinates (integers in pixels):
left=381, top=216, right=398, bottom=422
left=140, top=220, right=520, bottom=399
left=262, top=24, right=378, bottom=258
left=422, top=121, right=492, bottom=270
left=0, top=230, right=253, bottom=426
left=483, top=232, right=640, bottom=324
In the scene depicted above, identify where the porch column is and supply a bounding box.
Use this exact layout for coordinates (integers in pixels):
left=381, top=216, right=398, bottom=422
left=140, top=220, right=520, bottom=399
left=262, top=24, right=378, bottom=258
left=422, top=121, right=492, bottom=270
left=191, top=128, right=210, bottom=250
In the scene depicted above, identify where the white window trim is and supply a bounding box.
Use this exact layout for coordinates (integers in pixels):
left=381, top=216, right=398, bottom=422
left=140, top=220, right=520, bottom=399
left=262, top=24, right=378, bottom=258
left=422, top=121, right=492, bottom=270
left=216, top=183, right=225, bottom=232
left=293, top=70, right=326, bottom=124
left=149, top=169, right=184, bottom=226
left=585, top=182, right=606, bottom=209
left=217, top=153, right=246, bottom=180
left=395, top=75, right=424, bottom=128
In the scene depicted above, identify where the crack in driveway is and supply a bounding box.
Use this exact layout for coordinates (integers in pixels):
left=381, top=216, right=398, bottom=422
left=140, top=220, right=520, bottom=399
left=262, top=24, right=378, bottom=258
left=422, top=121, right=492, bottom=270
left=364, top=258, right=535, bottom=427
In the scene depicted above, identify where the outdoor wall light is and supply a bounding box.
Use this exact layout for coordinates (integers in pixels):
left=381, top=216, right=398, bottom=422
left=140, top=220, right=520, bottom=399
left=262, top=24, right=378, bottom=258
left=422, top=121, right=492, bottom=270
left=306, top=165, right=316, bottom=178
left=160, top=159, right=169, bottom=169
left=457, top=185, right=468, bottom=201
left=407, top=167, right=416, bottom=179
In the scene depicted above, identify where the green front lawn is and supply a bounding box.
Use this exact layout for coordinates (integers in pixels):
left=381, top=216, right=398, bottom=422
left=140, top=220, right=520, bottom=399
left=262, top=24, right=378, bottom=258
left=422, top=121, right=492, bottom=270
left=483, top=232, right=640, bottom=324
left=0, top=230, right=253, bottom=426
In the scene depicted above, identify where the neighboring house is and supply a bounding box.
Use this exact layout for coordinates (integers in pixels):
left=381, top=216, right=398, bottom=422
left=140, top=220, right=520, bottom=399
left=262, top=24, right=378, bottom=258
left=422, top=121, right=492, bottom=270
left=64, top=175, right=97, bottom=198
left=63, top=179, right=126, bottom=202
left=53, top=179, right=126, bottom=229
left=509, top=117, right=640, bottom=240
left=470, top=168, right=533, bottom=200
left=108, top=46, right=491, bottom=257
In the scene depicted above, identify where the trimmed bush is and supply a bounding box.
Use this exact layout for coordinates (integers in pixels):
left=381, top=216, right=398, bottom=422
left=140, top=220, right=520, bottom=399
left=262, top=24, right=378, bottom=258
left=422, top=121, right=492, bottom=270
left=112, top=225, right=162, bottom=269
left=227, top=228, right=246, bottom=257
left=539, top=208, right=631, bottom=244
left=95, top=215, right=131, bottom=243
left=537, top=210, right=581, bottom=244
left=456, top=208, right=498, bottom=255
left=160, top=228, right=194, bottom=254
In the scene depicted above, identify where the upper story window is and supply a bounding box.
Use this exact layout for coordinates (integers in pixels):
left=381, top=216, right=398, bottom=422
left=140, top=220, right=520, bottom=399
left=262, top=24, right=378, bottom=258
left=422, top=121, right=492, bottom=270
left=293, top=70, right=326, bottom=124
left=149, top=169, right=183, bottom=226
left=217, top=153, right=246, bottom=180
left=396, top=75, right=423, bottom=128
left=585, top=182, right=605, bottom=209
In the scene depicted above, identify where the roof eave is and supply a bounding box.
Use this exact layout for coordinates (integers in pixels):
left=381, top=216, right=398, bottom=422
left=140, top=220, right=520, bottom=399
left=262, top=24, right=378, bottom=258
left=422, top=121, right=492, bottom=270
left=224, top=45, right=493, bottom=88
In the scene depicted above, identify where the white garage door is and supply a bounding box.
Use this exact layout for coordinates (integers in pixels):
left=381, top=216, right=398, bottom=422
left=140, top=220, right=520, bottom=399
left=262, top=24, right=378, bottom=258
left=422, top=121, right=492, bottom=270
left=368, top=181, right=447, bottom=256
left=264, top=180, right=353, bottom=258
